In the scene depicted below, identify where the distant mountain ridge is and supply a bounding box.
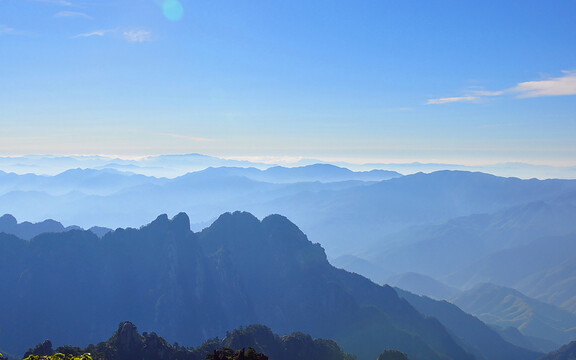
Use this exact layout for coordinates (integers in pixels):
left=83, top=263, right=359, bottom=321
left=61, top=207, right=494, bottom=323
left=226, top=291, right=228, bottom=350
left=394, top=288, right=543, bottom=360
left=446, top=233, right=576, bottom=312
left=2, top=169, right=576, bottom=259
left=351, top=196, right=576, bottom=283
left=1, top=154, right=575, bottom=179
left=0, top=214, right=111, bottom=240
left=0, top=165, right=399, bottom=199
left=386, top=273, right=461, bottom=300
left=452, top=283, right=576, bottom=347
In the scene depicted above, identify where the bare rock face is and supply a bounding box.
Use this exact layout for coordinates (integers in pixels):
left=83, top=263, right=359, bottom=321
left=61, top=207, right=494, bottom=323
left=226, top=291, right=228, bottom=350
left=23, top=340, right=54, bottom=358
left=115, top=322, right=143, bottom=360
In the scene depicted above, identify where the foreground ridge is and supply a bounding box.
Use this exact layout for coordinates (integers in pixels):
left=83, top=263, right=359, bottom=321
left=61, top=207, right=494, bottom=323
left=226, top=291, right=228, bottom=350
left=23, top=322, right=355, bottom=360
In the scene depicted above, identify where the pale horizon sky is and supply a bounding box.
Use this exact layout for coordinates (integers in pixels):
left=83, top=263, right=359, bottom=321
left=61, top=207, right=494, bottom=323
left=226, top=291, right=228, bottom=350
left=1, top=1, right=575, bottom=166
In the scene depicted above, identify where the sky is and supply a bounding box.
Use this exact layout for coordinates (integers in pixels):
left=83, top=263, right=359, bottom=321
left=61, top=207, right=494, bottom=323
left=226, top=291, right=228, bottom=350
left=1, top=0, right=575, bottom=166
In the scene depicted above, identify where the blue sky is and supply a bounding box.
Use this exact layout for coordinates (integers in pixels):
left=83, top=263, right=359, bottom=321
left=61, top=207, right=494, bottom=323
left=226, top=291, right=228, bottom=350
left=1, top=0, right=575, bottom=165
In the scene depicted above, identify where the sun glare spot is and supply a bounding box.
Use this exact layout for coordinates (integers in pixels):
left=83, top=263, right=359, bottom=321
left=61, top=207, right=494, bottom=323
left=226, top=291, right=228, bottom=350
left=162, top=0, right=184, bottom=21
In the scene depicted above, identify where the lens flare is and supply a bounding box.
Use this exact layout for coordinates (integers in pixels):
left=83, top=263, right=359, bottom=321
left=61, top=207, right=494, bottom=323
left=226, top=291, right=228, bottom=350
left=162, top=0, right=184, bottom=21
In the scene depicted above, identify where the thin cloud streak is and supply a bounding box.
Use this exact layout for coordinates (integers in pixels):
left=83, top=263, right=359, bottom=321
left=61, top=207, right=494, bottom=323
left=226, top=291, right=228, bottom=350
left=73, top=29, right=153, bottom=43
left=0, top=25, right=15, bottom=35
left=470, top=90, right=504, bottom=97
left=55, top=11, right=91, bottom=19
left=73, top=29, right=113, bottom=38
left=427, top=96, right=478, bottom=105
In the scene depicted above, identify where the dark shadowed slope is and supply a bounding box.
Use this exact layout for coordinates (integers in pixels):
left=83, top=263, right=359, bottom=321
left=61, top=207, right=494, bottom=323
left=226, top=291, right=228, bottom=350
left=0, top=212, right=475, bottom=360
left=539, top=341, right=576, bottom=360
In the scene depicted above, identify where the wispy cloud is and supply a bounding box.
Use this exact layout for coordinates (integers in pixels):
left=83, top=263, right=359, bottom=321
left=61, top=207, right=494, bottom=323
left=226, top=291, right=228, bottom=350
left=512, top=71, right=576, bottom=98
left=73, top=28, right=154, bottom=43
left=470, top=90, right=505, bottom=97
left=55, top=11, right=91, bottom=19
left=157, top=133, right=215, bottom=142
left=427, top=70, right=576, bottom=104
left=426, top=96, right=478, bottom=105
left=73, top=29, right=113, bottom=38
left=123, top=29, right=154, bottom=43
left=0, top=25, right=15, bottom=35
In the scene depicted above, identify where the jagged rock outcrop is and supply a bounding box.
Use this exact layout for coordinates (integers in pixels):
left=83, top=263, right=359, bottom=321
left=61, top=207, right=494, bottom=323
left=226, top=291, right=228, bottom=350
left=24, top=340, right=55, bottom=358
left=24, top=322, right=353, bottom=360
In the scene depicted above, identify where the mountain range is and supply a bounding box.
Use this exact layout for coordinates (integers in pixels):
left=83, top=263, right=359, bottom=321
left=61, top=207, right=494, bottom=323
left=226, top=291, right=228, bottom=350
left=0, top=211, right=539, bottom=360
left=2, top=168, right=575, bottom=260
left=2, top=154, right=576, bottom=179
left=452, top=283, right=576, bottom=348
left=3, top=166, right=576, bottom=359
left=353, top=196, right=576, bottom=284
left=0, top=214, right=111, bottom=240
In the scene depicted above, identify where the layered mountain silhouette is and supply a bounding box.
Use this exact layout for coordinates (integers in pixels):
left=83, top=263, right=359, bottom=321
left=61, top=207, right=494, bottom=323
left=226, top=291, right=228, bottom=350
left=446, top=233, right=576, bottom=310
left=386, top=273, right=461, bottom=300
left=2, top=154, right=575, bottom=179
left=3, top=168, right=576, bottom=360
left=452, top=283, right=576, bottom=348
left=191, top=164, right=401, bottom=183
left=394, top=288, right=542, bottom=360
left=356, top=198, right=576, bottom=283
left=0, top=214, right=111, bottom=240
left=2, top=169, right=575, bottom=260
left=0, top=211, right=527, bottom=360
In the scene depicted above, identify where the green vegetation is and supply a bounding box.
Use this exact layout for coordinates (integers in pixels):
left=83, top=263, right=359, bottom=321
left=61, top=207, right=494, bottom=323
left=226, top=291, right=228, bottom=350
left=206, top=348, right=267, bottom=360
left=23, top=354, right=92, bottom=360
left=22, top=322, right=355, bottom=360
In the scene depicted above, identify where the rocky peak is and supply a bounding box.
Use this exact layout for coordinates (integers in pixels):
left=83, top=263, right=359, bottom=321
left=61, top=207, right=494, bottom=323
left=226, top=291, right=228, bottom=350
left=171, top=212, right=191, bottom=233
left=200, top=211, right=262, bottom=249
left=261, top=214, right=309, bottom=246
left=115, top=321, right=143, bottom=356
left=142, top=213, right=191, bottom=236
left=23, top=340, right=54, bottom=358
